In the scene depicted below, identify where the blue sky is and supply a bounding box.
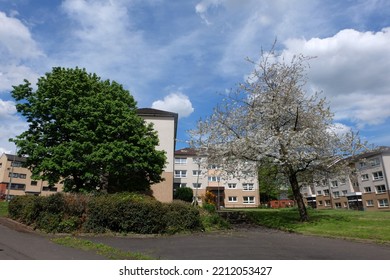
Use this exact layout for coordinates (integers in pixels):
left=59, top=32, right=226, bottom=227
left=0, top=0, right=390, bottom=153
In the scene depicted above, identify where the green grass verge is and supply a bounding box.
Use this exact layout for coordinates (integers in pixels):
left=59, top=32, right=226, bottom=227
left=51, top=236, right=154, bottom=260
left=0, top=201, right=8, bottom=217
left=241, top=208, right=390, bottom=244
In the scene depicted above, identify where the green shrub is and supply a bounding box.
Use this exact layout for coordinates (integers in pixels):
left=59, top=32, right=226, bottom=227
left=8, top=195, right=45, bottom=225
left=8, top=192, right=203, bottom=234
left=163, top=200, right=203, bottom=234
left=174, top=187, right=193, bottom=202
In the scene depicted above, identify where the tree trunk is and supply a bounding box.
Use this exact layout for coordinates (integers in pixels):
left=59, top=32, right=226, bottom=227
left=289, top=172, right=309, bottom=222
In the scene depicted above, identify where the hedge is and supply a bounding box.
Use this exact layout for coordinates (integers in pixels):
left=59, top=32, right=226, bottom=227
left=8, top=193, right=203, bottom=234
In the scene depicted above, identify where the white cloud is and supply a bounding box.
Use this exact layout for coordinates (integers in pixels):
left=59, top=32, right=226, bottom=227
left=152, top=92, right=194, bottom=118
left=0, top=98, right=28, bottom=154
left=281, top=28, right=390, bottom=127
left=0, top=11, right=43, bottom=91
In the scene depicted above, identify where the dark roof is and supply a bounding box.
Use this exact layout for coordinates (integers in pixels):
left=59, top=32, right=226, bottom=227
left=175, top=148, right=199, bottom=156
left=351, top=146, right=390, bottom=161
left=137, top=108, right=178, bottom=118
left=4, top=154, right=26, bottom=162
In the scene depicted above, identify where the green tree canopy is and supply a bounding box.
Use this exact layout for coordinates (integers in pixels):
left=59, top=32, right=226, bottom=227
left=11, top=67, right=166, bottom=193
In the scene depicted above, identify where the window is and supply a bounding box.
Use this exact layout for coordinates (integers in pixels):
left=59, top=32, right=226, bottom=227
left=342, top=190, right=348, bottom=196
left=192, top=170, right=201, bottom=176
left=228, top=196, right=237, bottom=202
left=366, top=200, right=374, bottom=207
left=174, top=170, right=187, bottom=178
left=11, top=161, right=23, bottom=167
left=243, top=183, right=254, bottom=191
left=364, top=187, right=372, bottom=193
left=243, top=196, right=255, bottom=204
left=370, top=158, right=380, bottom=167
left=42, top=186, right=58, bottom=192
left=324, top=200, right=331, bottom=206
left=323, top=189, right=330, bottom=196
left=208, top=176, right=220, bottom=182
left=318, top=200, right=323, bottom=206
left=359, top=162, right=367, bottom=169
left=378, top=199, right=389, bottom=208
left=8, top=172, right=27, bottom=179
left=31, top=181, right=38, bottom=186
left=208, top=164, right=220, bottom=170
left=228, top=183, right=237, bottom=189
left=335, top=203, right=342, bottom=208
left=331, top=180, right=338, bottom=188
left=9, top=183, right=25, bottom=190
left=192, top=183, right=201, bottom=189
left=333, top=191, right=340, bottom=198
left=317, top=190, right=322, bottom=195
left=375, top=185, right=386, bottom=194
left=340, top=179, right=346, bottom=185
left=174, top=183, right=187, bottom=188
left=174, top=158, right=187, bottom=164
left=361, top=174, right=369, bottom=181
left=373, top=171, right=383, bottom=181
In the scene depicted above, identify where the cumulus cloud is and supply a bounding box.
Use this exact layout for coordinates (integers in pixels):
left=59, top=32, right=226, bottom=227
left=281, top=28, right=390, bottom=127
left=0, top=11, right=43, bottom=91
left=152, top=92, right=194, bottom=118
left=0, top=98, right=28, bottom=153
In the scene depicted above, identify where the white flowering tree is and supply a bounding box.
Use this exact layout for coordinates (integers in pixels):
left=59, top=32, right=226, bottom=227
left=190, top=49, right=365, bottom=221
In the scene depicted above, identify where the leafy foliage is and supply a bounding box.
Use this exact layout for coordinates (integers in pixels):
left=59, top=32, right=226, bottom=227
left=10, top=67, right=166, bottom=193
left=8, top=193, right=203, bottom=234
left=173, top=187, right=193, bottom=202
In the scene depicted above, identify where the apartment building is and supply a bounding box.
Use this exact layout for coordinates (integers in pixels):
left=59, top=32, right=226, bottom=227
left=302, top=146, right=390, bottom=211
left=137, top=108, right=178, bottom=203
left=0, top=153, right=63, bottom=199
left=174, top=148, right=260, bottom=208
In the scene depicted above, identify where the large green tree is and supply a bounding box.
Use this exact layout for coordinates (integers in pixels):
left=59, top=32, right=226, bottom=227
left=11, top=67, right=166, bottom=193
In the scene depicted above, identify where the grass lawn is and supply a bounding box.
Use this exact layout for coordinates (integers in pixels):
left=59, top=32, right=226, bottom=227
left=0, top=201, right=8, bottom=217
left=240, top=208, right=390, bottom=244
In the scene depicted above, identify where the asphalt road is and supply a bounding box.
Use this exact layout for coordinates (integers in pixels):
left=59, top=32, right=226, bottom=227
left=1, top=217, right=390, bottom=260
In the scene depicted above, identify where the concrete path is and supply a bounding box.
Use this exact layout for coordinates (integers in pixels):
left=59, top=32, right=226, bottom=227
left=1, top=217, right=390, bottom=260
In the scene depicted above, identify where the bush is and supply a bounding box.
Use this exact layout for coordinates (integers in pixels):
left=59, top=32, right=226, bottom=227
left=174, top=187, right=193, bottom=202
left=163, top=200, right=203, bottom=234
left=8, top=192, right=203, bottom=234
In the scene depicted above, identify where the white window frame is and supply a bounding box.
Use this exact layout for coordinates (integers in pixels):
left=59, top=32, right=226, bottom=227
left=364, top=186, right=372, bottom=193
left=373, top=171, right=383, bottom=181
left=208, top=176, right=220, bottom=182
left=324, top=200, right=331, bottom=207
left=228, top=183, right=237, bottom=189
left=375, top=185, right=386, bottom=194
left=243, top=196, right=255, bottom=204
left=174, top=158, right=187, bottom=165
left=361, top=174, right=369, bottom=181
left=333, top=191, right=340, bottom=198
left=242, top=183, right=254, bottom=191
left=323, top=189, right=330, bottom=196
left=378, top=199, right=389, bottom=208
left=192, top=183, right=201, bottom=189
left=342, top=190, right=348, bottom=196
left=192, top=170, right=201, bottom=176
left=228, top=196, right=237, bottom=202
left=174, top=170, right=187, bottom=178
left=370, top=158, right=380, bottom=167
left=366, top=200, right=374, bottom=207
left=331, top=180, right=338, bottom=188
left=317, top=190, right=322, bottom=195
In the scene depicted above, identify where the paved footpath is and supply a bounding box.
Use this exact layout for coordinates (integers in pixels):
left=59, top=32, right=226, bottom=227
left=1, top=217, right=390, bottom=260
